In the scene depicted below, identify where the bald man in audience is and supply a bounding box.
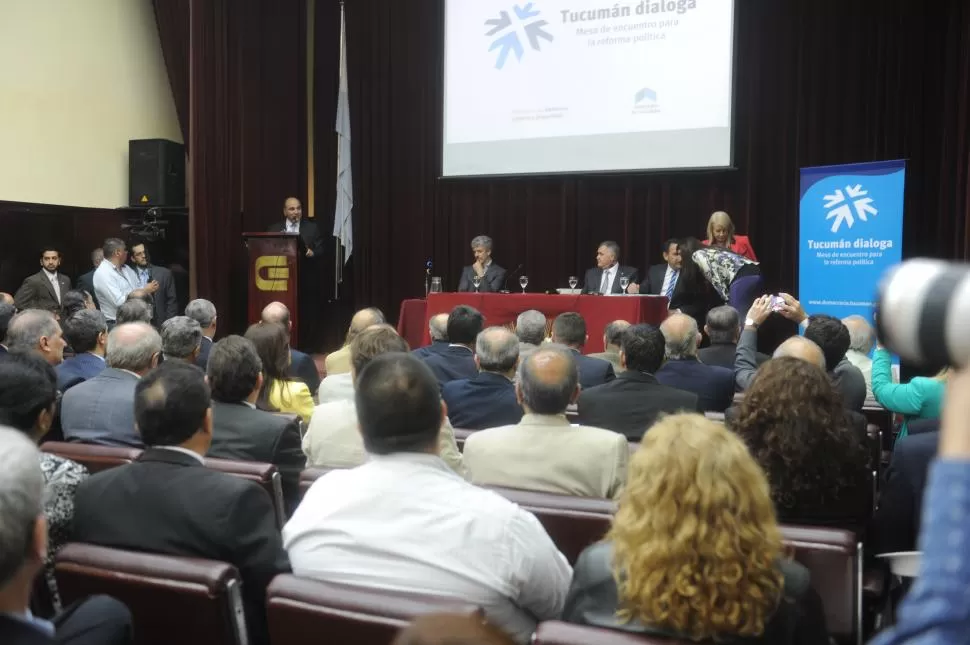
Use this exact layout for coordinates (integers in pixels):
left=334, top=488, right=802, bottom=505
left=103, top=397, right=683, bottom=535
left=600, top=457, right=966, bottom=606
left=413, top=313, right=450, bottom=360
left=4, top=309, right=67, bottom=366
left=324, top=307, right=387, bottom=375
left=656, top=314, right=734, bottom=412
left=0, top=292, right=14, bottom=306
left=463, top=345, right=628, bottom=499
left=260, top=301, right=321, bottom=394
left=587, top=320, right=630, bottom=374
left=843, top=314, right=876, bottom=398
left=441, top=327, right=523, bottom=430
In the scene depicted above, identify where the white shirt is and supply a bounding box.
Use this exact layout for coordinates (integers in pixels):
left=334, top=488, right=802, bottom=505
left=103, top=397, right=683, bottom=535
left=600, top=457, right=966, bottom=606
left=660, top=265, right=679, bottom=296
left=285, top=219, right=300, bottom=234
left=599, top=265, right=617, bottom=294
left=316, top=372, right=355, bottom=403
left=92, top=260, right=139, bottom=320
left=43, top=270, right=61, bottom=304
left=283, top=453, right=571, bottom=644
left=155, top=445, right=205, bottom=465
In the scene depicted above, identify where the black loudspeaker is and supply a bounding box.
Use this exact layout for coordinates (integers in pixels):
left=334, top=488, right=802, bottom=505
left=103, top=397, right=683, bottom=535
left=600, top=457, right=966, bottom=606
left=128, top=139, right=185, bottom=207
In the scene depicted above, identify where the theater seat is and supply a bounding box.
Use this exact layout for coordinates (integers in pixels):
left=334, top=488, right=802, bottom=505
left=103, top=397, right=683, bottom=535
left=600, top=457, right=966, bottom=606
left=781, top=525, right=861, bottom=645
left=266, top=574, right=482, bottom=645
left=40, top=441, right=142, bottom=473
left=205, top=457, right=285, bottom=529
left=534, top=621, right=691, bottom=645
left=54, top=543, right=246, bottom=645
left=298, top=467, right=335, bottom=498
left=453, top=428, right=473, bottom=451
left=487, top=486, right=614, bottom=564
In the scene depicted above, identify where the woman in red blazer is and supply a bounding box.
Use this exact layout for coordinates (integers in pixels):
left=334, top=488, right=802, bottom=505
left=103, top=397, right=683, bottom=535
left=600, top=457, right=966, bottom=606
left=703, top=211, right=758, bottom=261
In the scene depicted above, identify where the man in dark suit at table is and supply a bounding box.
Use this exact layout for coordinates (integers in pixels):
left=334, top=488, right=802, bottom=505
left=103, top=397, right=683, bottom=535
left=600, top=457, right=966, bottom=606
left=550, top=312, right=614, bottom=389
left=582, top=241, right=639, bottom=295
left=644, top=238, right=681, bottom=297
left=76, top=248, right=103, bottom=309
left=72, top=361, right=290, bottom=645
left=656, top=313, right=734, bottom=412
left=423, top=305, right=483, bottom=386
left=457, top=235, right=506, bottom=292
left=268, top=196, right=324, bottom=258
left=130, top=242, right=178, bottom=326
left=14, top=246, right=72, bottom=314
left=577, top=324, right=699, bottom=440
left=442, top=327, right=523, bottom=430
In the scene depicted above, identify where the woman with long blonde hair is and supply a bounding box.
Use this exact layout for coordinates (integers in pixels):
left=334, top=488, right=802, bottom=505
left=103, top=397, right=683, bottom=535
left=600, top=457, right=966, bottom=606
left=563, top=414, right=829, bottom=644
left=704, top=211, right=758, bottom=260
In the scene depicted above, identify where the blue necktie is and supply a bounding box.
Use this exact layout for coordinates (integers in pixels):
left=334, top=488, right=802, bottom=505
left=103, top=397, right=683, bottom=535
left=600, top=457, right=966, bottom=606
left=663, top=270, right=679, bottom=298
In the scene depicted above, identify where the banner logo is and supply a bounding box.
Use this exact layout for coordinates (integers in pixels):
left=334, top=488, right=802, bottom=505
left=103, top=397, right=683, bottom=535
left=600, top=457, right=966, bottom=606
left=823, top=184, right=878, bottom=233
left=485, top=3, right=554, bottom=70
left=255, top=256, right=289, bottom=292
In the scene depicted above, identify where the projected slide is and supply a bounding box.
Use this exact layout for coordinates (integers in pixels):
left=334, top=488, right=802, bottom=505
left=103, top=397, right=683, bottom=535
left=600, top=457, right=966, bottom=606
left=443, top=0, right=736, bottom=176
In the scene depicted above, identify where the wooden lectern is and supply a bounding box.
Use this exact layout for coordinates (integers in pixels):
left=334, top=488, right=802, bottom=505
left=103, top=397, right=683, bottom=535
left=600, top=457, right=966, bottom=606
left=243, top=232, right=300, bottom=347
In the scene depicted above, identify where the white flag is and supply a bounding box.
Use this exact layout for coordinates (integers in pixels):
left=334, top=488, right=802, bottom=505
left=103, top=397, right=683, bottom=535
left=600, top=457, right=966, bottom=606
left=333, top=3, right=353, bottom=264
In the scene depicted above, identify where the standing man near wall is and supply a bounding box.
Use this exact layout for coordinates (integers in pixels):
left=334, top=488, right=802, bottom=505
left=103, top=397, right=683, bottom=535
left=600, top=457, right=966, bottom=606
left=94, top=238, right=156, bottom=326
left=130, top=242, right=177, bottom=326
left=14, top=246, right=72, bottom=313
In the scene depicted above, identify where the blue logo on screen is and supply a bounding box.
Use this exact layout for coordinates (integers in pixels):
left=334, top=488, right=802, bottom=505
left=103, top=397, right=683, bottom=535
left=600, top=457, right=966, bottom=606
left=634, top=88, right=658, bottom=105
left=485, top=3, right=554, bottom=70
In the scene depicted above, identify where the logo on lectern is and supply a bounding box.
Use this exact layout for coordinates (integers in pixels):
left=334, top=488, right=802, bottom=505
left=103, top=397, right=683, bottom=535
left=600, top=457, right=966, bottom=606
left=255, top=256, right=289, bottom=292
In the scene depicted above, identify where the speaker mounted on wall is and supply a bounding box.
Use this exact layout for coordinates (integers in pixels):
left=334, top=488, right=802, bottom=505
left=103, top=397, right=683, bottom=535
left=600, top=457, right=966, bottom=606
left=128, top=139, right=185, bottom=208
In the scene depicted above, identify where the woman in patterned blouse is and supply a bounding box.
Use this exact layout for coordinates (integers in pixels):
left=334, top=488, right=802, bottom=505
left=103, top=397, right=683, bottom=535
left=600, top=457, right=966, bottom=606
left=0, top=351, right=88, bottom=609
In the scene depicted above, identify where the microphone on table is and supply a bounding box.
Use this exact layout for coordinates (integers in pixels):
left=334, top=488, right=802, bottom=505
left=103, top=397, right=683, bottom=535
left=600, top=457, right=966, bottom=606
left=501, top=264, right=524, bottom=293
left=424, top=258, right=433, bottom=297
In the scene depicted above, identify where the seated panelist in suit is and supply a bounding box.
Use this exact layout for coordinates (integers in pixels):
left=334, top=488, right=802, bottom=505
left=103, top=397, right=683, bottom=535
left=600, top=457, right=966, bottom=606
left=644, top=238, right=681, bottom=298
left=268, top=196, right=324, bottom=258
left=703, top=210, right=758, bottom=261
left=423, top=305, right=483, bottom=386
left=76, top=248, right=103, bottom=310
left=61, top=322, right=161, bottom=447
left=550, top=312, right=614, bottom=390
left=56, top=309, right=108, bottom=392
left=463, top=343, right=629, bottom=499
left=656, top=313, right=735, bottom=413
left=582, top=241, right=639, bottom=295
left=206, top=335, right=305, bottom=514
left=441, top=327, right=523, bottom=430
left=458, top=235, right=506, bottom=292
left=577, top=324, right=700, bottom=441
left=14, top=246, right=72, bottom=314
left=72, top=361, right=291, bottom=645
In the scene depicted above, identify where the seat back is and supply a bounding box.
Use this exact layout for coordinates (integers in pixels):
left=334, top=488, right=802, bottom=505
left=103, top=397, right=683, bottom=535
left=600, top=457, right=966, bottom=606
left=40, top=441, right=142, bottom=473
left=205, top=458, right=285, bottom=529
left=453, top=428, right=473, bottom=451
left=54, top=543, right=246, bottom=645
left=781, top=525, right=860, bottom=645
left=488, top=486, right=614, bottom=563
left=266, top=574, right=481, bottom=645
left=298, top=467, right=335, bottom=498
left=534, top=621, right=692, bottom=645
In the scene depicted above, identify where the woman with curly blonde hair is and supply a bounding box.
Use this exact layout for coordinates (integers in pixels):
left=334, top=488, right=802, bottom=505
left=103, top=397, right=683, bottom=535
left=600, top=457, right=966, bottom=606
left=563, top=414, right=829, bottom=644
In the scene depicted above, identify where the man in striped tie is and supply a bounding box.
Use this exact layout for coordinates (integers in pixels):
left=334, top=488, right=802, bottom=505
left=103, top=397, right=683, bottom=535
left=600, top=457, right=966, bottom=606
left=646, top=239, right=682, bottom=299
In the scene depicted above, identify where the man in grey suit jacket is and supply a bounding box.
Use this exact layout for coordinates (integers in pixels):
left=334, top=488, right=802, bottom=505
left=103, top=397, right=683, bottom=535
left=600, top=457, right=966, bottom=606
left=14, top=247, right=72, bottom=314
left=463, top=344, right=629, bottom=499
left=61, top=322, right=161, bottom=447
left=457, top=235, right=506, bottom=292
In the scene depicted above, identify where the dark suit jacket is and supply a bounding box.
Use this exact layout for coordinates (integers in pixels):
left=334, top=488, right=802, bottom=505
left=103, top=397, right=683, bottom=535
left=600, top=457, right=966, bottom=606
left=572, top=349, right=616, bottom=390
left=0, top=616, right=52, bottom=645
left=656, top=358, right=735, bottom=412
left=870, top=429, right=938, bottom=554
left=412, top=340, right=449, bottom=360
left=209, top=400, right=305, bottom=514
left=441, top=371, right=523, bottom=430
left=60, top=368, right=141, bottom=447
left=137, top=264, right=177, bottom=325
left=457, top=263, right=506, bottom=292
left=195, top=336, right=214, bottom=371
left=268, top=219, right=324, bottom=257
left=422, top=345, right=478, bottom=386
left=72, top=448, right=291, bottom=645
left=55, top=352, right=106, bottom=393
left=645, top=262, right=673, bottom=295
left=698, top=342, right=769, bottom=372
left=581, top=265, right=639, bottom=294
left=14, top=271, right=71, bottom=313
left=289, top=348, right=320, bottom=395
left=76, top=269, right=98, bottom=309
left=577, top=371, right=700, bottom=441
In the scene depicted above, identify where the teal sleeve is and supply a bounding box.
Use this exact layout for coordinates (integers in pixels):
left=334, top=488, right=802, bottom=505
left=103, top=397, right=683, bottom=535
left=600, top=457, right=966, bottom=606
left=872, top=348, right=924, bottom=415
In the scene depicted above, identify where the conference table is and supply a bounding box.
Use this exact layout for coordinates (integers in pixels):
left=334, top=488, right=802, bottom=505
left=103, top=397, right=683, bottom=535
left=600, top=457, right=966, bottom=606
left=397, top=293, right=670, bottom=354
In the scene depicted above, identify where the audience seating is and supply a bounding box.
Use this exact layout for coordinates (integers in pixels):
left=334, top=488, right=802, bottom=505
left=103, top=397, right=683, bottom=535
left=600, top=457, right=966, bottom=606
left=205, top=457, right=286, bottom=529
left=534, top=620, right=692, bottom=645
left=40, top=441, right=141, bottom=473
left=266, top=574, right=481, bottom=645
left=54, top=543, right=247, bottom=645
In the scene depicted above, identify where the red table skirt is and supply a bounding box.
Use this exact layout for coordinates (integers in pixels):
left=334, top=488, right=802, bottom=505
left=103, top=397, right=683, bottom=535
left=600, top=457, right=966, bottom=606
left=397, top=294, right=670, bottom=354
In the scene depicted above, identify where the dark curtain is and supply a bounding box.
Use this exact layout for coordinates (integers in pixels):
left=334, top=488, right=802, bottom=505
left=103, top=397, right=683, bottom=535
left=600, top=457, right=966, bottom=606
left=310, top=0, right=970, bottom=327
left=152, top=0, right=190, bottom=142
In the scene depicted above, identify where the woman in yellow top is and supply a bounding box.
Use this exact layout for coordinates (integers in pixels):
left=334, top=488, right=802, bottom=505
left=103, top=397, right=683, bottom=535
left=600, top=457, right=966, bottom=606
left=245, top=322, right=314, bottom=424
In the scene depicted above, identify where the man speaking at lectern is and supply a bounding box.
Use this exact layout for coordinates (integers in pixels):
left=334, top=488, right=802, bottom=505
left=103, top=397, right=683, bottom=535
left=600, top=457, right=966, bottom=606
left=268, top=197, right=324, bottom=258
